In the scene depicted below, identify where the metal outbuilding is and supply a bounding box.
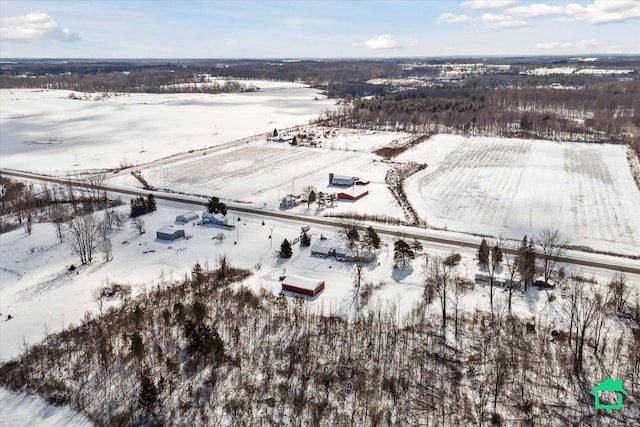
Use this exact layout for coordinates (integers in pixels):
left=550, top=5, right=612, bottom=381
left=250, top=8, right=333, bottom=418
left=281, top=276, right=325, bottom=297
left=175, top=211, right=200, bottom=223
left=156, top=226, right=185, bottom=241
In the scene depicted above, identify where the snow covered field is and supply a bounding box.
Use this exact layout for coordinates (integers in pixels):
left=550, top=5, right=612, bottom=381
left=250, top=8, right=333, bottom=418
left=400, top=135, right=640, bottom=256
left=0, top=84, right=335, bottom=172
left=140, top=131, right=406, bottom=219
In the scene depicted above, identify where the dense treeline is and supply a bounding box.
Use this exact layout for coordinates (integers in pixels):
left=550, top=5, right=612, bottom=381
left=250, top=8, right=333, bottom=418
left=0, top=262, right=637, bottom=426
left=321, top=79, right=640, bottom=155
left=0, top=69, right=257, bottom=94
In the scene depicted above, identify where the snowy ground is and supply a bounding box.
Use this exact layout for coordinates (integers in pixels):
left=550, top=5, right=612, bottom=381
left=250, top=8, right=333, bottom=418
left=399, top=135, right=640, bottom=256
left=2, top=87, right=640, bottom=425
left=0, top=84, right=335, bottom=172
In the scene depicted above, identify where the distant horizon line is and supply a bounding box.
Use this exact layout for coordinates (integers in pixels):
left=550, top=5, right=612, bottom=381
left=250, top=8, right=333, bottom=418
left=1, top=54, right=638, bottom=63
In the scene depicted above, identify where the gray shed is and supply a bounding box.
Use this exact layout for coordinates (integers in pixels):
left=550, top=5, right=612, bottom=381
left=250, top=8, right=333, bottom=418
left=157, top=226, right=185, bottom=241
left=175, top=211, right=200, bottom=223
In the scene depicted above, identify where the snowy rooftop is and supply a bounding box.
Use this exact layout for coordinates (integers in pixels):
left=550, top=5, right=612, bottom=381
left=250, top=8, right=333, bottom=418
left=282, top=276, right=324, bottom=291
left=157, top=225, right=183, bottom=234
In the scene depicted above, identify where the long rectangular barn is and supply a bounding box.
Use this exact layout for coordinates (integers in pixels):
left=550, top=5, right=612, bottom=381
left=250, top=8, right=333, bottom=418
left=281, top=276, right=325, bottom=297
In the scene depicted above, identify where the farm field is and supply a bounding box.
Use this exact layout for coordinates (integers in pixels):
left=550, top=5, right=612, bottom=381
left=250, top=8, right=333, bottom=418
left=400, top=135, right=640, bottom=256
left=0, top=84, right=335, bottom=172
left=140, top=133, right=406, bottom=220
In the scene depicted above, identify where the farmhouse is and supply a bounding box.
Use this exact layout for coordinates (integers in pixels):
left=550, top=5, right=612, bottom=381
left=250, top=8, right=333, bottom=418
left=282, top=276, right=325, bottom=297
left=280, top=194, right=300, bottom=208
left=156, top=226, right=185, bottom=241
left=329, top=173, right=358, bottom=187
left=175, top=211, right=200, bottom=223
left=201, top=211, right=228, bottom=226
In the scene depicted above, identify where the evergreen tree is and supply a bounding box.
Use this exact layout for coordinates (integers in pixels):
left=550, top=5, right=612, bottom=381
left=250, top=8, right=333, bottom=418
left=183, top=301, right=225, bottom=366
left=394, top=239, right=414, bottom=268
left=207, top=196, right=227, bottom=216
left=411, top=239, right=423, bottom=252
left=137, top=364, right=158, bottom=412
left=191, top=263, right=204, bottom=288
left=273, top=128, right=278, bottom=137
left=280, top=239, right=292, bottom=258
left=516, top=236, right=536, bottom=290
left=363, top=226, right=381, bottom=250
left=492, top=243, right=503, bottom=266
left=130, top=196, right=147, bottom=217
left=146, top=193, right=156, bottom=212
left=307, top=190, right=316, bottom=208
left=130, top=332, right=144, bottom=360
left=477, top=238, right=489, bottom=267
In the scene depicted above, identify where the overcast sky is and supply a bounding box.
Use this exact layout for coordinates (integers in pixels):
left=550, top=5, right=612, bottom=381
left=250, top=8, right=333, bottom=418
left=1, top=0, right=639, bottom=58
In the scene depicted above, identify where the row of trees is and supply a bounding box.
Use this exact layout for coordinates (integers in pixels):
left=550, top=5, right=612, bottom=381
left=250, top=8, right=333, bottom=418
left=476, top=228, right=568, bottom=312
left=301, top=185, right=338, bottom=209
left=129, top=194, right=156, bottom=217
left=317, top=79, right=640, bottom=154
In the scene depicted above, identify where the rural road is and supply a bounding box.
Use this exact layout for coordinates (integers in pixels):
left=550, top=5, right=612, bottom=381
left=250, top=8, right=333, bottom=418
left=2, top=168, right=639, bottom=276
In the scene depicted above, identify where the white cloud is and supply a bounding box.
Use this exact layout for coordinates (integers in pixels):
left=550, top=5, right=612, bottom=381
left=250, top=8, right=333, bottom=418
left=535, top=39, right=602, bottom=50
left=535, top=41, right=574, bottom=49
left=461, top=0, right=518, bottom=9
left=0, top=12, right=80, bottom=42
left=577, top=38, right=601, bottom=48
left=507, top=4, right=565, bottom=17
left=354, top=34, right=398, bottom=50
left=565, top=0, right=640, bottom=24
left=480, top=13, right=528, bottom=29
left=437, top=13, right=474, bottom=24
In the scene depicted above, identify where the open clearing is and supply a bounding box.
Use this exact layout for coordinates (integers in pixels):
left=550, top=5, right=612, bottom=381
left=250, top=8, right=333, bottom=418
left=400, top=135, right=640, bottom=255
left=0, top=85, right=335, bottom=172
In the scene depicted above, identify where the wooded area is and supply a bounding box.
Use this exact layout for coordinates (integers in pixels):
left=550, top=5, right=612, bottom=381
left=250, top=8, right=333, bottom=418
left=0, top=262, right=637, bottom=425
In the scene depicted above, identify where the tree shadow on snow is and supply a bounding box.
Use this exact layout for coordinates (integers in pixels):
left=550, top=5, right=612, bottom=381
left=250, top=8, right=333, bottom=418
left=524, top=286, right=540, bottom=314
left=391, top=266, right=414, bottom=283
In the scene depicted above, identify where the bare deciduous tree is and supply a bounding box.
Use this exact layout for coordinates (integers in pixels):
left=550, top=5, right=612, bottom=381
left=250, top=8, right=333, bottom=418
left=502, top=243, right=520, bottom=314
left=66, top=214, right=100, bottom=264
left=608, top=272, right=629, bottom=314
left=132, top=217, right=145, bottom=235
left=425, top=255, right=456, bottom=333
left=537, top=228, right=568, bottom=284
left=566, top=277, right=601, bottom=375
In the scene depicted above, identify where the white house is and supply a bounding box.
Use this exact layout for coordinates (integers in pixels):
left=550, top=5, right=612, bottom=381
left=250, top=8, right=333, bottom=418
left=201, top=211, right=228, bottom=226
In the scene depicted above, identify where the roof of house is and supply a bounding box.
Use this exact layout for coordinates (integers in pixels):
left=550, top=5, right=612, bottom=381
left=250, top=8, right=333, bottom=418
left=590, top=378, right=627, bottom=394
left=157, top=225, right=183, bottom=235
left=283, top=276, right=323, bottom=291
left=202, top=212, right=226, bottom=220
left=310, top=245, right=332, bottom=255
